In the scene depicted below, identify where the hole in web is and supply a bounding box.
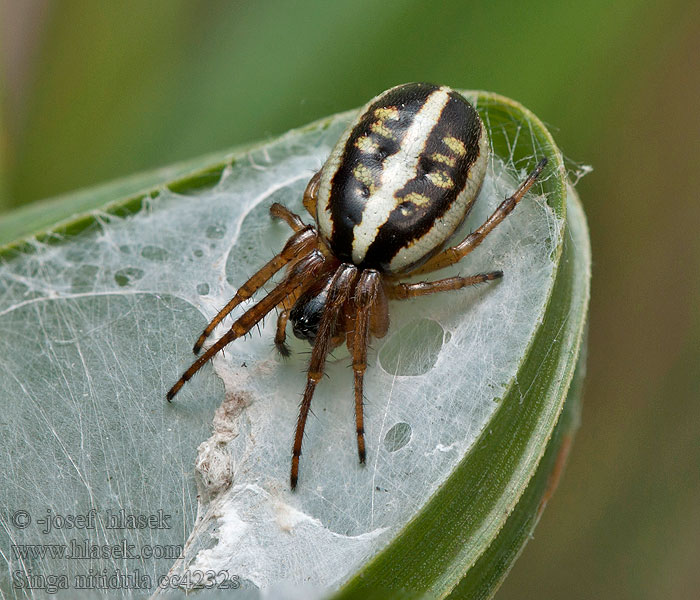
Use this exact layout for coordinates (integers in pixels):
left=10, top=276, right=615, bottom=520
left=384, top=422, right=412, bottom=452
left=378, top=318, right=445, bottom=376
left=140, top=245, right=169, bottom=262
left=114, top=266, right=144, bottom=287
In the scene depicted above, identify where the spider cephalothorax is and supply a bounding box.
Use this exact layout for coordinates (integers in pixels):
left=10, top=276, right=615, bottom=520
left=166, top=83, right=546, bottom=489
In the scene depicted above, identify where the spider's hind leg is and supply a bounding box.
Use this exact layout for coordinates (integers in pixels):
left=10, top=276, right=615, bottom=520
left=387, top=272, right=503, bottom=300
left=411, top=158, right=547, bottom=276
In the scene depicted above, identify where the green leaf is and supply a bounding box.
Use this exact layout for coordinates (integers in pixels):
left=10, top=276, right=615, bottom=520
left=0, top=92, right=590, bottom=599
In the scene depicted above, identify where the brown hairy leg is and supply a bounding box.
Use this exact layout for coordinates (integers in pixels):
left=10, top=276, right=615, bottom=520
left=192, top=225, right=317, bottom=353
left=387, top=272, right=503, bottom=300
left=412, top=158, right=547, bottom=276
left=273, top=286, right=303, bottom=357
left=291, top=263, right=359, bottom=489
left=274, top=308, right=291, bottom=357
left=302, top=170, right=321, bottom=218
left=167, top=250, right=326, bottom=400
left=347, top=269, right=382, bottom=464
left=270, top=202, right=306, bottom=232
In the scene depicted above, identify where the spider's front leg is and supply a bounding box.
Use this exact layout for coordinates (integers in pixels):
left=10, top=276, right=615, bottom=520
left=167, top=249, right=326, bottom=401
left=412, top=158, right=547, bottom=276
left=192, top=224, right=316, bottom=354
left=346, top=270, right=384, bottom=464
left=291, top=263, right=358, bottom=490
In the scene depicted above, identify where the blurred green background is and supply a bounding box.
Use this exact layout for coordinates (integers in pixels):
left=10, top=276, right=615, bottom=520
left=2, top=0, right=698, bottom=597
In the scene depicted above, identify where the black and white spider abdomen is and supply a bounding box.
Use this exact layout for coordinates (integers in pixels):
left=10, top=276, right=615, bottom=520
left=316, top=83, right=490, bottom=274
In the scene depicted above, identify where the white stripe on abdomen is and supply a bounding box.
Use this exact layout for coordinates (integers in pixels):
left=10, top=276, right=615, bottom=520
left=351, top=88, right=451, bottom=264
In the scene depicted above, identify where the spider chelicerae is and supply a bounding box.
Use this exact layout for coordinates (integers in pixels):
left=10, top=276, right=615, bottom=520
left=166, top=83, right=546, bottom=489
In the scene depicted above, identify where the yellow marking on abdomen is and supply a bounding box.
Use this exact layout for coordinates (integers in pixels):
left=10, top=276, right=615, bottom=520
left=370, top=121, right=395, bottom=139
left=374, top=106, right=399, bottom=120
left=355, top=135, right=379, bottom=153
left=353, top=164, right=377, bottom=192
left=426, top=170, right=454, bottom=189
left=443, top=136, right=466, bottom=156
left=400, top=192, right=431, bottom=207
left=431, top=152, right=456, bottom=167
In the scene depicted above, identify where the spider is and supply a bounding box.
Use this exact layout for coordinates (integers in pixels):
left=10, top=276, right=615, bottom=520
left=167, top=83, right=546, bottom=489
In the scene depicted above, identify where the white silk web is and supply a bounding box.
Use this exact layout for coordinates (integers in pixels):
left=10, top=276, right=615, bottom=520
left=0, top=98, right=564, bottom=598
